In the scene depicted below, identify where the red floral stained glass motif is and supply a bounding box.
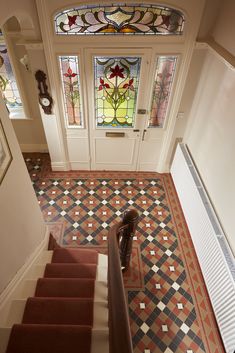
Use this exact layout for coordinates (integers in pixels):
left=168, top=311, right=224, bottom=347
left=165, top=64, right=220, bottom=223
left=149, top=56, right=177, bottom=128
left=109, top=65, right=125, bottom=79
left=94, top=57, right=141, bottom=128
left=98, top=78, right=110, bottom=91
left=123, top=79, right=134, bottom=91
left=64, top=67, right=77, bottom=78
left=55, top=4, right=185, bottom=36
left=59, top=56, right=83, bottom=127
left=68, top=15, right=77, bottom=27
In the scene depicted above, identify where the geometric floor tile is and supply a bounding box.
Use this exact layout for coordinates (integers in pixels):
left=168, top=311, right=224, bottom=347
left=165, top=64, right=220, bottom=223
left=24, top=153, right=226, bottom=353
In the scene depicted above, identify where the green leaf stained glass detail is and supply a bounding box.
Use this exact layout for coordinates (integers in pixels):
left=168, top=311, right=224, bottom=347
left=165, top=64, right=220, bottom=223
left=94, top=57, right=141, bottom=128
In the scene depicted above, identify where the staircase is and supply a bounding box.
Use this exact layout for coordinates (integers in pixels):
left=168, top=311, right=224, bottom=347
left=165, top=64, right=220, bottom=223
left=0, top=209, right=138, bottom=353
left=0, top=245, right=109, bottom=353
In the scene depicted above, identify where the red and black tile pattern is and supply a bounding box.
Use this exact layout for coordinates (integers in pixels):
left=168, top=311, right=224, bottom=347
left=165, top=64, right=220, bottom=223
left=24, top=153, right=225, bottom=353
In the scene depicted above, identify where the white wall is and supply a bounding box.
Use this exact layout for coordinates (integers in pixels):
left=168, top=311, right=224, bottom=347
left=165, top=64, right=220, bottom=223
left=0, top=99, right=46, bottom=294
left=166, top=48, right=206, bottom=165
left=169, top=0, right=235, bottom=254
left=9, top=36, right=47, bottom=151
left=184, top=48, right=235, bottom=254
left=10, top=41, right=48, bottom=152
left=1, top=1, right=48, bottom=151
left=197, top=0, right=221, bottom=40
left=0, top=0, right=46, bottom=294
left=212, top=0, right=235, bottom=56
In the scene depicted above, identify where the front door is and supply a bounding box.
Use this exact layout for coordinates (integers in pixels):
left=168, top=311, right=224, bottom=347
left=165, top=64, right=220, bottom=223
left=57, top=50, right=178, bottom=171
left=85, top=48, right=151, bottom=171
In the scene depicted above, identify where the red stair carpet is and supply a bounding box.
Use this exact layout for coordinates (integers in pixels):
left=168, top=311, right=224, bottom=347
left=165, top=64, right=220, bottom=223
left=6, top=247, right=99, bottom=353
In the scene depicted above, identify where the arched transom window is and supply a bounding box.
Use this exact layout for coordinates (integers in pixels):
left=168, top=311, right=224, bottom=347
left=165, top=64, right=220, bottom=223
left=54, top=4, right=185, bottom=35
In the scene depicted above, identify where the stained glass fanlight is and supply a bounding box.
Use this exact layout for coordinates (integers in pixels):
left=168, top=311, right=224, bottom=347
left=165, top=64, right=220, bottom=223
left=94, top=56, right=141, bottom=128
left=149, top=56, right=177, bottom=128
left=59, top=56, right=83, bottom=127
left=0, top=44, right=23, bottom=112
left=55, top=4, right=185, bottom=36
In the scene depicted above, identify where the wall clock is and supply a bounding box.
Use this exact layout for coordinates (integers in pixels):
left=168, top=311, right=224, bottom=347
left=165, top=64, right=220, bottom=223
left=35, top=70, right=53, bottom=114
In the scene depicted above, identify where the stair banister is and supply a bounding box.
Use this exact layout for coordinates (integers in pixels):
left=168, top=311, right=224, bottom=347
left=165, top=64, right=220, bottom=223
left=119, top=209, right=139, bottom=272
left=108, top=209, right=139, bottom=353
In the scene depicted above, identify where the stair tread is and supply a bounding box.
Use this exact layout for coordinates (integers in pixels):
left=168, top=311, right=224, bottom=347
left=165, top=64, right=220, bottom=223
left=52, top=248, right=98, bottom=264
left=23, top=297, right=94, bottom=325
left=6, top=324, right=92, bottom=353
left=44, top=263, right=97, bottom=278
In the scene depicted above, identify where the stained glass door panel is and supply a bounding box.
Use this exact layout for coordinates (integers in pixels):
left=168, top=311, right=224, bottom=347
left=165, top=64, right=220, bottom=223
left=138, top=55, right=178, bottom=171
left=59, top=56, right=83, bottom=127
left=86, top=49, right=150, bottom=171
left=149, top=56, right=177, bottom=127
left=94, top=56, right=141, bottom=128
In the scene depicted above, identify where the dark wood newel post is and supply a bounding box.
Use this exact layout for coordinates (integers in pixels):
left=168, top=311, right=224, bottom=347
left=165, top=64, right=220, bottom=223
left=119, top=209, right=139, bottom=272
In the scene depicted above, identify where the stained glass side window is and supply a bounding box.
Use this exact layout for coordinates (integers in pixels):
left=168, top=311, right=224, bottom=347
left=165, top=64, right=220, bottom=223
left=94, top=57, right=141, bottom=128
left=59, top=56, right=83, bottom=127
left=0, top=43, right=23, bottom=112
left=149, top=56, right=177, bottom=128
left=55, top=4, right=184, bottom=36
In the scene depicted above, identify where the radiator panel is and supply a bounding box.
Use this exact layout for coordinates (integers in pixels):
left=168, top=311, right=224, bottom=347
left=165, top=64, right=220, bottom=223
left=171, top=143, right=235, bottom=353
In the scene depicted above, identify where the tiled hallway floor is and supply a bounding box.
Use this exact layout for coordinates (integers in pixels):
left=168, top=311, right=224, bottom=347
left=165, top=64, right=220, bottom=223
left=24, top=153, right=225, bottom=353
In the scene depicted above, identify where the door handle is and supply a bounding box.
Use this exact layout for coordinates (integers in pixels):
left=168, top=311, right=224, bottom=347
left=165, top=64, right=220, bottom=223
left=133, top=129, right=140, bottom=132
left=142, top=129, right=147, bottom=141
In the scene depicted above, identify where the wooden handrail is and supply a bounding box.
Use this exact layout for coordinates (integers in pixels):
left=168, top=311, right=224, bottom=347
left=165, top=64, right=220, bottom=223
left=108, top=209, right=139, bottom=353
left=119, top=209, right=139, bottom=271
left=108, top=223, right=133, bottom=353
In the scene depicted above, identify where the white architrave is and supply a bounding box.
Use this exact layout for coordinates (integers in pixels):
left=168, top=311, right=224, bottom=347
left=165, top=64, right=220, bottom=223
left=36, top=0, right=70, bottom=171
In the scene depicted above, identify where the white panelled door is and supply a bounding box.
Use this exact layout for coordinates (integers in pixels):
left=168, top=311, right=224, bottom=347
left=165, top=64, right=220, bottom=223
left=85, top=49, right=151, bottom=171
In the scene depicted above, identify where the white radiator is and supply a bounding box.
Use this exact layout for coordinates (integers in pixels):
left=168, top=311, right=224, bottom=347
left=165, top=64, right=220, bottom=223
left=171, top=143, right=235, bottom=353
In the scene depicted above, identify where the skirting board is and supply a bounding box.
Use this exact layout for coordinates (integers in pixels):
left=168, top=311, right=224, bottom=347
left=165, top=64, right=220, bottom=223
left=0, top=226, right=50, bottom=324
left=70, top=161, right=90, bottom=170
left=51, top=161, right=70, bottom=171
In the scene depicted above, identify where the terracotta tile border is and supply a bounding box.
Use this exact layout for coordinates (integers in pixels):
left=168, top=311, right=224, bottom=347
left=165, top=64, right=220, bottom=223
left=41, top=170, right=161, bottom=179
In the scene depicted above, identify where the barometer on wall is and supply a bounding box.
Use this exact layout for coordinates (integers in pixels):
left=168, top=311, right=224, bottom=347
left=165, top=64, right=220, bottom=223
left=35, top=70, right=53, bottom=114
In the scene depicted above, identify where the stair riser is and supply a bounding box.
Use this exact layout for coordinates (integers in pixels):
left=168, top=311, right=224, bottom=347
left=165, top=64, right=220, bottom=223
left=52, top=249, right=98, bottom=264
left=35, top=279, right=95, bottom=298
left=1, top=327, right=108, bottom=353
left=44, top=264, right=97, bottom=279
left=6, top=325, right=92, bottom=353
left=23, top=298, right=94, bottom=325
